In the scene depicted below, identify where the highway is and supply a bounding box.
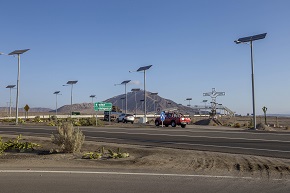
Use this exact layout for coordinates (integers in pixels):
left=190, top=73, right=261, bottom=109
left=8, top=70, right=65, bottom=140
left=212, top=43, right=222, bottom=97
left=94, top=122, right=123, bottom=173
left=0, top=125, right=289, bottom=159
left=0, top=169, right=289, bottom=193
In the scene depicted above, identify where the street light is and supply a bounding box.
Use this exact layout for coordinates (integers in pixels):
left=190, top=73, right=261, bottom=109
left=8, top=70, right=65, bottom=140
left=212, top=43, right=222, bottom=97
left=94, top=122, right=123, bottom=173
left=151, top=92, right=158, bottom=113
left=140, top=99, right=144, bottom=113
left=120, top=97, right=125, bottom=112
left=130, top=65, right=152, bottom=122
left=235, top=33, right=267, bottom=129
left=64, top=80, right=78, bottom=115
left=53, top=91, right=61, bottom=116
left=90, top=95, right=96, bottom=104
left=115, top=80, right=131, bottom=113
left=186, top=98, right=192, bottom=107
left=6, top=85, right=16, bottom=117
left=131, top=88, right=140, bottom=116
left=8, top=49, right=30, bottom=124
left=202, top=100, right=208, bottom=108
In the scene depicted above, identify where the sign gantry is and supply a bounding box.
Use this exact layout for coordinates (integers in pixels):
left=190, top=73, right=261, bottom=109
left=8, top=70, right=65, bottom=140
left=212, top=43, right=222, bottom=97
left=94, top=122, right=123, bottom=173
left=203, top=88, right=225, bottom=117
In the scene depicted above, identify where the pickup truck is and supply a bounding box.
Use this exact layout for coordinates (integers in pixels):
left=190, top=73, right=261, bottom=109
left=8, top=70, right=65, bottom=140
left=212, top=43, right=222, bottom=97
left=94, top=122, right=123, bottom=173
left=155, top=112, right=191, bottom=128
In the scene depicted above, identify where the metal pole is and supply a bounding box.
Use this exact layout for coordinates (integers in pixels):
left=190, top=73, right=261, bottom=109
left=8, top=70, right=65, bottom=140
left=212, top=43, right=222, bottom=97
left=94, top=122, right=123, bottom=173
left=250, top=41, right=256, bottom=129
left=70, top=84, right=73, bottom=116
left=55, top=94, right=58, bottom=116
left=15, top=54, right=20, bottom=125
left=122, top=99, right=124, bottom=112
left=9, top=88, right=12, bottom=117
left=144, top=70, right=146, bottom=121
left=125, top=83, right=127, bottom=114
left=135, top=91, right=137, bottom=116
left=96, top=113, right=98, bottom=126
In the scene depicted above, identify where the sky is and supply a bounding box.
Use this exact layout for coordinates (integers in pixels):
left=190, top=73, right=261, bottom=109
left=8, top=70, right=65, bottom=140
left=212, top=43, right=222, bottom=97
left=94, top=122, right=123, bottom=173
left=1, top=0, right=290, bottom=115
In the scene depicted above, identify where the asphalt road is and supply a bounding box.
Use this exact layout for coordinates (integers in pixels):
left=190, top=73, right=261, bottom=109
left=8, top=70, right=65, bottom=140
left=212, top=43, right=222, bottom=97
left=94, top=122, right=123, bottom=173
left=0, top=170, right=289, bottom=193
left=0, top=125, right=289, bottom=159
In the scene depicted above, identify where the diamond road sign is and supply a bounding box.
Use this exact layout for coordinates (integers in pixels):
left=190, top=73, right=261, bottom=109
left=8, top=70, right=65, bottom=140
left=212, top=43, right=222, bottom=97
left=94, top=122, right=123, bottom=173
left=94, top=102, right=112, bottom=111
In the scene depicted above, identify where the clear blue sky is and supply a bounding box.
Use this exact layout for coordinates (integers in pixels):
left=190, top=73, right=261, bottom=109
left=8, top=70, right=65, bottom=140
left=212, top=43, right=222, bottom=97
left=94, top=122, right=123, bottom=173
left=1, top=0, right=290, bottom=115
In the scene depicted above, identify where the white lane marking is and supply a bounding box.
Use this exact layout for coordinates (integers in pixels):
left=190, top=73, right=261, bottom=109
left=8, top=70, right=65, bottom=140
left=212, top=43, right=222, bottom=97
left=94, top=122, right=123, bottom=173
left=3, top=125, right=290, bottom=137
left=87, top=136, right=290, bottom=154
left=0, top=170, right=272, bottom=180
left=82, top=130, right=290, bottom=143
left=1, top=128, right=289, bottom=144
left=83, top=127, right=290, bottom=136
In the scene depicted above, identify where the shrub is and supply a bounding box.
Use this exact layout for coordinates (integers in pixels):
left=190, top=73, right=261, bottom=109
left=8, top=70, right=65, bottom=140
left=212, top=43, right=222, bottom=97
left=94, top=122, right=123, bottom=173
left=18, top=118, right=25, bottom=124
left=50, top=115, right=57, bottom=121
left=82, top=147, right=129, bottom=159
left=47, top=121, right=56, bottom=126
left=34, top=116, right=42, bottom=123
left=0, top=134, right=40, bottom=154
left=0, top=137, right=5, bottom=154
left=234, top=122, right=241, bottom=128
left=51, top=122, right=85, bottom=153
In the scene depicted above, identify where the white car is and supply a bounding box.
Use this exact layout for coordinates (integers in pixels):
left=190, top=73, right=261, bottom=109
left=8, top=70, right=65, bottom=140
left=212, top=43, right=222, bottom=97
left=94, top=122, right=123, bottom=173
left=117, top=113, right=135, bottom=124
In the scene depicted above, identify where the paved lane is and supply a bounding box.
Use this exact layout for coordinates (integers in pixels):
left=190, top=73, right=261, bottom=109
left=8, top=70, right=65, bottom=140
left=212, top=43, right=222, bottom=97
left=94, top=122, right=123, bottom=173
left=0, top=170, right=289, bottom=193
left=0, top=125, right=289, bottom=158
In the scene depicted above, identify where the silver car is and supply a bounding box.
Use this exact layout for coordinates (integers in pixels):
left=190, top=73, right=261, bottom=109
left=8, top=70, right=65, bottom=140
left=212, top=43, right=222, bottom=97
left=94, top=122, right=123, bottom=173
left=117, top=113, right=135, bottom=124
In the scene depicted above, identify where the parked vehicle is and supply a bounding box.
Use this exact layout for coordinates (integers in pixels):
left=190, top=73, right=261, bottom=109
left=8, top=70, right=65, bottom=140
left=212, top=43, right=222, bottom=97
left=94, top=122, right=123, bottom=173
left=103, top=111, right=121, bottom=121
left=117, top=113, right=135, bottom=124
left=155, top=112, right=191, bottom=128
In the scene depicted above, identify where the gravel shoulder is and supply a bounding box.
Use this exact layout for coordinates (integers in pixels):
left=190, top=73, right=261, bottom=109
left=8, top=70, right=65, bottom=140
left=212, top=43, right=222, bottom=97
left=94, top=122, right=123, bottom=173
left=0, top=134, right=289, bottom=180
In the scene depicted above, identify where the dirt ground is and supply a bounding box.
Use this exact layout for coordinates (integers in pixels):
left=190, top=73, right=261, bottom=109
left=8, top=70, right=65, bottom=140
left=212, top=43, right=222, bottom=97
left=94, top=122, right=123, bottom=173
left=0, top=134, right=289, bottom=180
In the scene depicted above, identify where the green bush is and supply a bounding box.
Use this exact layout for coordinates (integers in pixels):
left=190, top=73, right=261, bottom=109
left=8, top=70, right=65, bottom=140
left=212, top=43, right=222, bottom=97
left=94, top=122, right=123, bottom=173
left=34, top=116, right=42, bottom=123
left=0, top=134, right=40, bottom=154
left=18, top=118, right=25, bottom=124
left=51, top=122, right=85, bottom=153
left=50, top=115, right=57, bottom=121
left=82, top=147, right=129, bottom=159
left=234, top=122, right=241, bottom=128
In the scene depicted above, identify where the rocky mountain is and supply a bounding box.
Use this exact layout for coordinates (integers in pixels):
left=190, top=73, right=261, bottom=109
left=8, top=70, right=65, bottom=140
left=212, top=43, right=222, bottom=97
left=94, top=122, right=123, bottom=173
left=0, top=91, right=200, bottom=115
left=54, top=90, right=200, bottom=115
left=104, top=90, right=199, bottom=115
left=0, top=107, right=53, bottom=113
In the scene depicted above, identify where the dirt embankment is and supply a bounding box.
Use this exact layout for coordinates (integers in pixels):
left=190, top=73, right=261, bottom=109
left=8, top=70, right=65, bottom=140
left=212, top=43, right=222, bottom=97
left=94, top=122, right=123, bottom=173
left=0, top=135, right=289, bottom=180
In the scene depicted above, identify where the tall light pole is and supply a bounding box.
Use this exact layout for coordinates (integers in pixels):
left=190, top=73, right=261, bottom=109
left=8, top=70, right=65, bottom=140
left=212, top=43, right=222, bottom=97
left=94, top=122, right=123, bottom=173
left=120, top=97, right=125, bottom=112
left=115, top=80, right=131, bottom=114
left=64, top=80, right=78, bottom=115
left=235, top=33, right=267, bottom=129
left=53, top=91, right=61, bottom=116
left=202, top=100, right=208, bottom=108
left=6, top=85, right=16, bottom=117
left=8, top=49, right=30, bottom=124
left=140, top=99, right=144, bottom=113
left=131, top=88, right=140, bottom=116
left=151, top=92, right=158, bottom=113
left=90, top=95, right=96, bottom=104
left=130, top=65, right=152, bottom=122
left=186, top=98, right=192, bottom=107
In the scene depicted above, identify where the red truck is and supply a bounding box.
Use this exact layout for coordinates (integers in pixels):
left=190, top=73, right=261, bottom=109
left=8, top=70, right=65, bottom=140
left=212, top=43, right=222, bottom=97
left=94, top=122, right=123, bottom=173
left=155, top=112, right=191, bottom=128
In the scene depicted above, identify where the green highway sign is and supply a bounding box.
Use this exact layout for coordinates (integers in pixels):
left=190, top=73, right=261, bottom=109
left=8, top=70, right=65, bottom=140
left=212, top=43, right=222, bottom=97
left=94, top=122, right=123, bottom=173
left=94, top=102, right=112, bottom=111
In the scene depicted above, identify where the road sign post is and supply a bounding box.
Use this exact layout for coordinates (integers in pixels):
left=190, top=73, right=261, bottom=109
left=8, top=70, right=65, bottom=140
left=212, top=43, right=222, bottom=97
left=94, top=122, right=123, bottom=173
left=94, top=102, right=113, bottom=126
left=160, top=112, right=165, bottom=128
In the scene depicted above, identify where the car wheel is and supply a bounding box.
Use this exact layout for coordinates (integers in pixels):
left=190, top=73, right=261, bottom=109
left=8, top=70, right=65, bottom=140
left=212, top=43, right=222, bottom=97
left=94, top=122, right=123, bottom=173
left=117, top=119, right=120, bottom=123
left=122, top=119, right=125, bottom=123
left=181, top=124, right=186, bottom=128
left=155, top=120, right=160, bottom=126
left=171, top=121, right=176, bottom=127
left=131, top=121, right=133, bottom=124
